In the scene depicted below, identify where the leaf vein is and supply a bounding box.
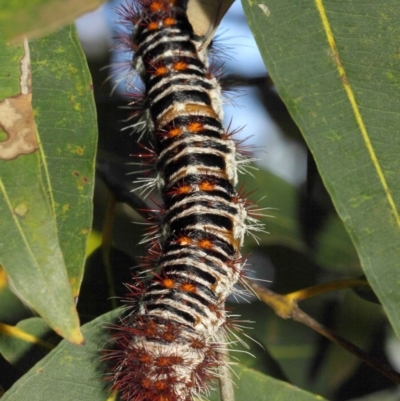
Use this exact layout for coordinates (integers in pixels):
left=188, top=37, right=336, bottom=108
left=315, top=0, right=400, bottom=229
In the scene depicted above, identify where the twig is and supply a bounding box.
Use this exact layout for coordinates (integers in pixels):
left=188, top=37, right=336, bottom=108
left=246, top=280, right=400, bottom=385
left=285, top=279, right=369, bottom=303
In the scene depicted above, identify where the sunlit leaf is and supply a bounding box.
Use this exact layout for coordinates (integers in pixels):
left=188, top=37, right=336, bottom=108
left=0, top=318, right=59, bottom=373
left=209, top=364, right=329, bottom=401
left=0, top=0, right=103, bottom=41
left=1, top=310, right=115, bottom=401
left=0, top=36, right=82, bottom=343
left=30, top=25, right=97, bottom=298
left=242, top=0, right=400, bottom=337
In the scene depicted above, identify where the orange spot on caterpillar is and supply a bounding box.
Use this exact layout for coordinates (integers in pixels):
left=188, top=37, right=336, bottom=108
left=163, top=17, right=176, bottom=26
left=162, top=278, right=175, bottom=288
left=162, top=331, right=176, bottom=342
left=141, top=378, right=152, bottom=389
left=180, top=282, right=196, bottom=292
left=155, top=355, right=182, bottom=367
left=177, top=236, right=192, bottom=246
left=173, top=61, right=188, bottom=71
left=148, top=21, right=159, bottom=31
left=143, top=321, right=158, bottom=337
left=154, top=380, right=168, bottom=391
left=156, top=357, right=170, bottom=367
left=169, top=127, right=182, bottom=137
left=190, top=337, right=206, bottom=349
left=148, top=323, right=181, bottom=342
left=167, top=183, right=191, bottom=197
left=139, top=353, right=153, bottom=364
left=178, top=184, right=192, bottom=193
left=149, top=1, right=164, bottom=12
left=199, top=239, right=213, bottom=249
left=162, top=324, right=180, bottom=342
left=199, top=181, right=215, bottom=191
left=154, top=65, right=168, bottom=76
left=187, top=121, right=203, bottom=132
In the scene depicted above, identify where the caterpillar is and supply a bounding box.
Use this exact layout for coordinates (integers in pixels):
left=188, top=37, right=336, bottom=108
left=104, top=1, right=261, bottom=400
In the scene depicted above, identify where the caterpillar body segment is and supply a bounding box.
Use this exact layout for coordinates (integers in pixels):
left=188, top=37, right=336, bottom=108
left=106, top=2, right=258, bottom=400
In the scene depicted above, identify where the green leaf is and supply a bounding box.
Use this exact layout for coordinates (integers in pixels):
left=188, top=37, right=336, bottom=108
left=0, top=318, right=59, bottom=373
left=2, top=309, right=328, bottom=401
left=0, top=284, right=32, bottom=325
left=0, top=156, right=82, bottom=343
left=30, top=25, right=97, bottom=297
left=1, top=310, right=116, bottom=401
left=0, top=37, right=82, bottom=343
left=0, top=0, right=103, bottom=40
left=242, top=0, right=400, bottom=337
left=209, top=365, right=328, bottom=401
left=234, top=364, right=328, bottom=401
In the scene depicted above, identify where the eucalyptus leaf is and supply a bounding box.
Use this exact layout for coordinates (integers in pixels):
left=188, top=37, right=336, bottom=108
left=0, top=318, right=59, bottom=373
left=0, top=0, right=103, bottom=40
left=30, top=25, right=97, bottom=298
left=242, top=0, right=400, bottom=337
left=0, top=36, right=82, bottom=343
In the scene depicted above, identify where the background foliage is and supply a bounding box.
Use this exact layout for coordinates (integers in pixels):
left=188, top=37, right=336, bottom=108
left=0, top=0, right=399, bottom=400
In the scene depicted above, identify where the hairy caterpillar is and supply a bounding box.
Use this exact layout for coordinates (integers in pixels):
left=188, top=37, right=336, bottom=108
left=104, top=1, right=261, bottom=400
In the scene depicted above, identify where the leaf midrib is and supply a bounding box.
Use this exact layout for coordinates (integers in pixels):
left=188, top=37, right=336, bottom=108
left=314, top=0, right=400, bottom=229
left=0, top=179, right=66, bottom=315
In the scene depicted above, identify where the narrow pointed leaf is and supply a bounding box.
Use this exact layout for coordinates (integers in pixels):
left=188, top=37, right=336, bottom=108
left=242, top=0, right=400, bottom=337
left=30, top=25, right=97, bottom=298
left=0, top=318, right=59, bottom=373
left=0, top=37, right=83, bottom=343
left=1, top=309, right=119, bottom=401
left=0, top=0, right=103, bottom=41
left=214, top=365, right=328, bottom=401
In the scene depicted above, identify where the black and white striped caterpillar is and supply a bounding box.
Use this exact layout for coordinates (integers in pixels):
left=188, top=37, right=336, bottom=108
left=105, top=1, right=261, bottom=400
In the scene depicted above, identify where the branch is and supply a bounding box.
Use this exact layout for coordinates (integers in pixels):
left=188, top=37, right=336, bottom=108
left=246, top=280, right=400, bottom=385
left=285, top=279, right=369, bottom=303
